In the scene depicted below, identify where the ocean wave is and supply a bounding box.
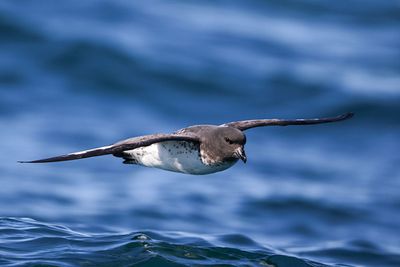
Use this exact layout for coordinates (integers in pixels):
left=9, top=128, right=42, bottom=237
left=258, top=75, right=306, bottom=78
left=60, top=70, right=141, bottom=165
left=0, top=217, right=334, bottom=267
left=0, top=13, right=44, bottom=43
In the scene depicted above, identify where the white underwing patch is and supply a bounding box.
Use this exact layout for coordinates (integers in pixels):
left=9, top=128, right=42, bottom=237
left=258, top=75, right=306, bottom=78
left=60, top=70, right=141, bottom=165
left=70, top=145, right=113, bottom=156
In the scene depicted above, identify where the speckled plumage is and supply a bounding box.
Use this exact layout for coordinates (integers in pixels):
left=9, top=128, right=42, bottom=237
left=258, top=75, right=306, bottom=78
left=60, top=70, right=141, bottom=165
left=120, top=140, right=237, bottom=174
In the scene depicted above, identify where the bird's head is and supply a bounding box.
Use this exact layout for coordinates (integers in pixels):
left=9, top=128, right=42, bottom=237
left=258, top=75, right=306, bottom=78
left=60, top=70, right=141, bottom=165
left=200, top=126, right=247, bottom=164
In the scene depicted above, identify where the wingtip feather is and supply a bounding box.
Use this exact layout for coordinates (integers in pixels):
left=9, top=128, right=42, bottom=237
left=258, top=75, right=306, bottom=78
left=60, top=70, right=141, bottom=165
left=18, top=159, right=46, bottom=163
left=341, top=112, right=355, bottom=120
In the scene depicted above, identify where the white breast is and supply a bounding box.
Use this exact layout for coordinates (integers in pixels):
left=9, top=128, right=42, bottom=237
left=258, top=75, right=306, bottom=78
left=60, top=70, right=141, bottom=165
left=123, top=141, right=236, bottom=175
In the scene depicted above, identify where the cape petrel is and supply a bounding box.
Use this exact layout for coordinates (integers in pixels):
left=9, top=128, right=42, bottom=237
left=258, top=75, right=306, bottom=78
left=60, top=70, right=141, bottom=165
left=19, top=113, right=353, bottom=175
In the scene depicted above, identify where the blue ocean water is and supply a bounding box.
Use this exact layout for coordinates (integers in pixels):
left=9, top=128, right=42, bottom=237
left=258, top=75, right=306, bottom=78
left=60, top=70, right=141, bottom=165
left=1, top=0, right=399, bottom=266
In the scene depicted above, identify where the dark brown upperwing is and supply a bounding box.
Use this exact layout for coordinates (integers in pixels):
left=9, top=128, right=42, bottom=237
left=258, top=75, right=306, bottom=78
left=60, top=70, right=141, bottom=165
left=222, top=113, right=354, bottom=131
left=19, top=133, right=200, bottom=163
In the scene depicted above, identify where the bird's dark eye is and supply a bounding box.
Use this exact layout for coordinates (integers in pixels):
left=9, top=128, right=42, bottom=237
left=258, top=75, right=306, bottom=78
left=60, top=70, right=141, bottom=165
left=225, top=137, right=233, bottom=144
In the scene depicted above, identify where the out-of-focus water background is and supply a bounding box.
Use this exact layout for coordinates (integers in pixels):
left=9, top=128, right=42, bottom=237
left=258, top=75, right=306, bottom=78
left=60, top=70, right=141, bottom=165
left=1, top=1, right=399, bottom=266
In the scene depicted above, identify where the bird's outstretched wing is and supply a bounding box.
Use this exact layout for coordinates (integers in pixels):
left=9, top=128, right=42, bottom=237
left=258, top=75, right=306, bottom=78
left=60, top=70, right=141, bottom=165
left=222, top=113, right=354, bottom=131
left=19, top=133, right=200, bottom=163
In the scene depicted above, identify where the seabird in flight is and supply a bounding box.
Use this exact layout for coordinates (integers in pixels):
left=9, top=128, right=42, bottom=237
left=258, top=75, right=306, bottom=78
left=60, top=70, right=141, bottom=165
left=19, top=113, right=353, bottom=175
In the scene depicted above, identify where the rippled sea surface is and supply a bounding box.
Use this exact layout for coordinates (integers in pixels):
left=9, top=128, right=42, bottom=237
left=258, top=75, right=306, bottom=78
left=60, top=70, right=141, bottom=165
left=1, top=1, right=399, bottom=266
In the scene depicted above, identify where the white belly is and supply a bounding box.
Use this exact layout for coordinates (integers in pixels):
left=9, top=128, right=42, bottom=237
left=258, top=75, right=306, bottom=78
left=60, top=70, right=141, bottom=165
left=123, top=141, right=236, bottom=175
